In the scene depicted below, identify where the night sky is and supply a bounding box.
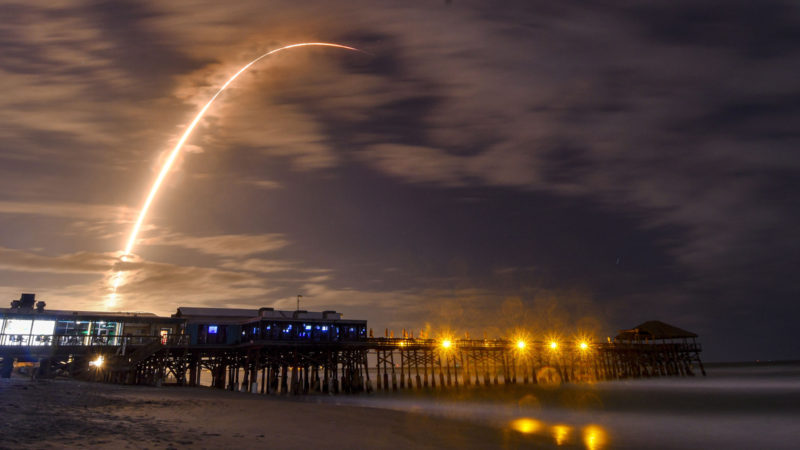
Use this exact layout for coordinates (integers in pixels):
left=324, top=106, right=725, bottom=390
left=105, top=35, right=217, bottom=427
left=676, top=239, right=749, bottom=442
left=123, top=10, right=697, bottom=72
left=1, top=0, right=798, bottom=362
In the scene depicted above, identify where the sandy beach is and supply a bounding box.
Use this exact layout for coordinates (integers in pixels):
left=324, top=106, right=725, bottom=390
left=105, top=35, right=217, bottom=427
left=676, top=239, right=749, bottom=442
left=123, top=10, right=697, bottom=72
left=0, top=378, right=560, bottom=449
left=2, top=362, right=799, bottom=449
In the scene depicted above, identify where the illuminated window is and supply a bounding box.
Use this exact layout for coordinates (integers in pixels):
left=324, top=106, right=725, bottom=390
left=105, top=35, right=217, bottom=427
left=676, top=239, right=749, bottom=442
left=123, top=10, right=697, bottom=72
left=305, top=325, right=312, bottom=331
left=3, top=319, right=32, bottom=345
left=208, top=325, right=218, bottom=334
left=160, top=329, right=169, bottom=344
left=322, top=326, right=328, bottom=331
left=31, top=320, right=55, bottom=346
left=5, top=319, right=32, bottom=335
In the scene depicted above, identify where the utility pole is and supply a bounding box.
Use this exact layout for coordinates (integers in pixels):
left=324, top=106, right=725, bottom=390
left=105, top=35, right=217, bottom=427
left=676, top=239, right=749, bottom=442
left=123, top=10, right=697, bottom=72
left=296, top=294, right=302, bottom=311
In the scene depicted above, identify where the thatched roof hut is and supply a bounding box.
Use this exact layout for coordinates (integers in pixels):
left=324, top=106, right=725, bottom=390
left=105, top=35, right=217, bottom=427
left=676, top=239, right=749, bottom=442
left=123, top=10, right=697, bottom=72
left=615, top=320, right=698, bottom=342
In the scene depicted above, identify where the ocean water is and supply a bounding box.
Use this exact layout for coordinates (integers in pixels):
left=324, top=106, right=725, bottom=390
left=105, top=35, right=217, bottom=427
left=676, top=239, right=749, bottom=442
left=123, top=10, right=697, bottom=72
left=316, top=362, right=800, bottom=449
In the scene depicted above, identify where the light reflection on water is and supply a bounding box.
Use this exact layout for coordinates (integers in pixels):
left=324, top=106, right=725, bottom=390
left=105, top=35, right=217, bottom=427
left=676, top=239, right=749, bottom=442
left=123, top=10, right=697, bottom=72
left=582, top=425, right=607, bottom=450
left=309, top=364, right=800, bottom=449
left=509, top=418, right=543, bottom=434
left=508, top=418, right=608, bottom=449
left=551, top=424, right=572, bottom=446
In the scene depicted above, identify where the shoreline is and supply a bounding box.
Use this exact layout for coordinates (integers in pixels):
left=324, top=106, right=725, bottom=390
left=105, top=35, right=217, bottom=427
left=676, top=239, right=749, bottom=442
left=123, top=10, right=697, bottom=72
left=2, top=362, right=799, bottom=449
left=0, top=378, right=567, bottom=449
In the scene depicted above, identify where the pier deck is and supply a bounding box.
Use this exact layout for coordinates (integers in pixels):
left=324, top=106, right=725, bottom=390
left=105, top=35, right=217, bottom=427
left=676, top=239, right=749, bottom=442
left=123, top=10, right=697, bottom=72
left=1, top=334, right=704, bottom=392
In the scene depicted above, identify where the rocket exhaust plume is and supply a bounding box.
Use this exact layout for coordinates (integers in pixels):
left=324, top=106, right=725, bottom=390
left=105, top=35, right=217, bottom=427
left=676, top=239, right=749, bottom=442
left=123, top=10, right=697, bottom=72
left=109, top=43, right=363, bottom=306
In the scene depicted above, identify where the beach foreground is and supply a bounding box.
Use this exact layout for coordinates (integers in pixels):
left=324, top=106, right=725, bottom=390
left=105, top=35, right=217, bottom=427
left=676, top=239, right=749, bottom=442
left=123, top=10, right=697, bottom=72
left=1, top=363, right=798, bottom=449
left=0, top=378, right=556, bottom=449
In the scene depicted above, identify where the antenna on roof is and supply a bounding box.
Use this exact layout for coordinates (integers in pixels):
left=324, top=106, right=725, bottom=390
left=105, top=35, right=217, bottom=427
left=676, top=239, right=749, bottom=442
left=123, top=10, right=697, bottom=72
left=296, top=294, right=303, bottom=311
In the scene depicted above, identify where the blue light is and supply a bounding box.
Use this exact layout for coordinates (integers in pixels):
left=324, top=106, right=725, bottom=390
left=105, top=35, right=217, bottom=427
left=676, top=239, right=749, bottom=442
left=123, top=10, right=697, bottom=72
left=322, top=326, right=328, bottom=331
left=305, top=325, right=312, bottom=331
left=208, top=325, right=218, bottom=334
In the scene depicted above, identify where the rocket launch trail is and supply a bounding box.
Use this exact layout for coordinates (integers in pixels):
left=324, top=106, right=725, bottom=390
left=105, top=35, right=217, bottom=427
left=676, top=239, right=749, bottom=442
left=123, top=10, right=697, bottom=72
left=109, top=43, right=363, bottom=306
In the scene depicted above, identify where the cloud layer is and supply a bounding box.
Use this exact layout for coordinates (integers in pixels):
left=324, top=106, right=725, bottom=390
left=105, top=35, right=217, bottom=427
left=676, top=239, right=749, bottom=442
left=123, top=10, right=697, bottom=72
left=1, top=0, right=798, bottom=360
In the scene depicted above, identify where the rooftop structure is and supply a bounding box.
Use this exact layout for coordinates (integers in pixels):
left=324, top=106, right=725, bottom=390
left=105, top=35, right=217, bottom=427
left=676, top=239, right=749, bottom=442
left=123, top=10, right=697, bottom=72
left=616, top=320, right=699, bottom=342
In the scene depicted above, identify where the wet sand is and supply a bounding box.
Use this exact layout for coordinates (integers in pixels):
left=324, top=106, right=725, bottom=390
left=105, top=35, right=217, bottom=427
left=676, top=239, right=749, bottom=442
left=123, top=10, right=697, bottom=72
left=2, top=363, right=798, bottom=449
left=0, top=378, right=562, bottom=449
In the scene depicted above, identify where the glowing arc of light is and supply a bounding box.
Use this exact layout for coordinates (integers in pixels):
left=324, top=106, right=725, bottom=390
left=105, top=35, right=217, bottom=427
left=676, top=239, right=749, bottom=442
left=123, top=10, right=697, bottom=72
left=110, top=42, right=361, bottom=303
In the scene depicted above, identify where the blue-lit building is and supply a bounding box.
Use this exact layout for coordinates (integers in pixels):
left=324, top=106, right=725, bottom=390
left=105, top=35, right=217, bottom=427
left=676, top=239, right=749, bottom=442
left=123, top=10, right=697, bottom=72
left=173, top=306, right=368, bottom=345
left=242, top=308, right=367, bottom=342
left=2, top=293, right=368, bottom=358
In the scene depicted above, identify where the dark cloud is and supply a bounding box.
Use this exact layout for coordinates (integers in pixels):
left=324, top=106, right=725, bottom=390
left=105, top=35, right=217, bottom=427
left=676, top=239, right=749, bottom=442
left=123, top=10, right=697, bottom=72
left=1, top=0, right=798, bottom=361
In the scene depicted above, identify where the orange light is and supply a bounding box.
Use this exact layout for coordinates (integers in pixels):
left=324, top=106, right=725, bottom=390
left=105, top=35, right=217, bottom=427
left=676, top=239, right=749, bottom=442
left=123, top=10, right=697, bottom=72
left=582, top=425, right=608, bottom=450
left=441, top=339, right=452, bottom=349
left=551, top=424, right=572, bottom=446
left=89, top=355, right=104, bottom=368
left=516, top=340, right=527, bottom=350
left=579, top=341, right=589, bottom=350
left=549, top=341, right=558, bottom=350
left=510, top=418, right=542, bottom=434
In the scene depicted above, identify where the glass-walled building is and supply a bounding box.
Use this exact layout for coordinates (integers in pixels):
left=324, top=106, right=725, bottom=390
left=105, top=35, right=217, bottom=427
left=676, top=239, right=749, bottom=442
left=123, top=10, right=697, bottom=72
left=0, top=309, right=183, bottom=347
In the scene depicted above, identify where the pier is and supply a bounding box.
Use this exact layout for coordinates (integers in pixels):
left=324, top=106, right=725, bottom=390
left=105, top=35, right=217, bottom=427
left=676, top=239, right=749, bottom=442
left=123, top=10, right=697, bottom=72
left=1, top=294, right=705, bottom=393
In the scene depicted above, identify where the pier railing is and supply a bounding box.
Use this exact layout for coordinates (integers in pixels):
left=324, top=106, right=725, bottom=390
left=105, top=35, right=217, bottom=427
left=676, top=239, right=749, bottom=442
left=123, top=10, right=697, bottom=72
left=0, top=333, right=189, bottom=349
left=2, top=334, right=704, bottom=389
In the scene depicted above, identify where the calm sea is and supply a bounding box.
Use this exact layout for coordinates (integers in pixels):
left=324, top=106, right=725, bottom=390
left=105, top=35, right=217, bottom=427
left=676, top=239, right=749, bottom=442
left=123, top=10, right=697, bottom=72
left=316, top=361, right=800, bottom=449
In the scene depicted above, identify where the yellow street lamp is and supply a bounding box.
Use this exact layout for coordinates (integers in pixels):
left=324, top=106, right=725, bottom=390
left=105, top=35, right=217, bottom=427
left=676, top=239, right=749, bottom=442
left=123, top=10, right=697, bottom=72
left=516, top=340, right=526, bottom=350
left=441, top=339, right=452, bottom=349
left=89, top=355, right=104, bottom=368
left=549, top=341, right=559, bottom=350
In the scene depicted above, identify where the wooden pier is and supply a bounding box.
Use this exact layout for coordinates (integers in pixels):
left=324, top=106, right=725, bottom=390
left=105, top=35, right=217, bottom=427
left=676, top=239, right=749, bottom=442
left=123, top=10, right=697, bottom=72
left=19, top=336, right=703, bottom=393
left=1, top=296, right=704, bottom=393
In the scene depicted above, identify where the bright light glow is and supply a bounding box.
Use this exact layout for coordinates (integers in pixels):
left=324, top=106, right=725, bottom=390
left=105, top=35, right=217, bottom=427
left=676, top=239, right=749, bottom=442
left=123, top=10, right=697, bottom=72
left=549, top=341, right=559, bottom=350
left=582, top=425, right=608, bottom=450
left=579, top=341, right=589, bottom=350
left=5, top=319, right=32, bottom=335
left=441, top=339, right=452, bottom=349
left=510, top=418, right=542, bottom=434
left=1, top=319, right=32, bottom=345
left=31, top=320, right=56, bottom=346
left=516, top=340, right=527, bottom=350
left=108, top=42, right=363, bottom=306
left=551, top=424, right=572, bottom=446
left=31, top=320, right=55, bottom=336
left=89, top=355, right=104, bottom=368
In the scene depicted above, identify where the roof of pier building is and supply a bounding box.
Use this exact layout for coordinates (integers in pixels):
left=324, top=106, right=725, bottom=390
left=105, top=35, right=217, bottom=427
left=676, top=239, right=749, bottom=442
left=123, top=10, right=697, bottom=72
left=173, top=307, right=349, bottom=324
left=615, top=320, right=698, bottom=341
